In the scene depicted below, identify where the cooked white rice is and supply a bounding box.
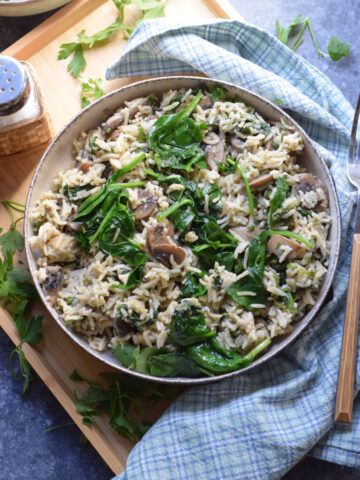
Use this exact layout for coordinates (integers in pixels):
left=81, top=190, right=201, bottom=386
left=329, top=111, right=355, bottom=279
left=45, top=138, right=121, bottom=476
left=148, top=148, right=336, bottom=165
left=29, top=87, right=331, bottom=358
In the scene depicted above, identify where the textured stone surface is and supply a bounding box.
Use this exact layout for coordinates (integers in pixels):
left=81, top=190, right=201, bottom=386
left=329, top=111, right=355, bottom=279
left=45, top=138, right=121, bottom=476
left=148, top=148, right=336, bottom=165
left=0, top=1, right=359, bottom=479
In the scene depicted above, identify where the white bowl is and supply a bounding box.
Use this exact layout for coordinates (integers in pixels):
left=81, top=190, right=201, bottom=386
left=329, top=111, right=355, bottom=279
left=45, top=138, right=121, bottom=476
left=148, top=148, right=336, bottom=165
left=0, top=0, right=70, bottom=17
left=25, top=76, right=341, bottom=384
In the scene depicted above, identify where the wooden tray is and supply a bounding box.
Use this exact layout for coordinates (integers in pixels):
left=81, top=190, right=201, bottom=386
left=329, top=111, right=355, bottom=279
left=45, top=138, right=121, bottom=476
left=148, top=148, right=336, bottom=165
left=0, top=0, right=240, bottom=474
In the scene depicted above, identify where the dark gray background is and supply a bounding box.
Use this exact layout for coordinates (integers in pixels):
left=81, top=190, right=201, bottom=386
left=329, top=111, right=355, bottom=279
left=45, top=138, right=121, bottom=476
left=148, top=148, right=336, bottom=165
left=0, top=1, right=359, bottom=479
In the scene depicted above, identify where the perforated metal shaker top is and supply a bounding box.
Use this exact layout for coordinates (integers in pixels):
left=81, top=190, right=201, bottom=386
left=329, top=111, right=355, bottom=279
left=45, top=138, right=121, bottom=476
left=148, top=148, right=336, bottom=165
left=0, top=55, right=29, bottom=116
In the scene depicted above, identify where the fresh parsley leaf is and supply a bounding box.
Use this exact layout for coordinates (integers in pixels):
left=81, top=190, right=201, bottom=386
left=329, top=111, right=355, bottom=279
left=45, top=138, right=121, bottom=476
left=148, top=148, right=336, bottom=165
left=69, top=368, right=84, bottom=382
left=327, top=36, right=350, bottom=61
left=0, top=228, right=24, bottom=256
left=80, top=77, right=105, bottom=108
left=274, top=98, right=284, bottom=105
left=67, top=44, right=86, bottom=77
left=276, top=14, right=304, bottom=45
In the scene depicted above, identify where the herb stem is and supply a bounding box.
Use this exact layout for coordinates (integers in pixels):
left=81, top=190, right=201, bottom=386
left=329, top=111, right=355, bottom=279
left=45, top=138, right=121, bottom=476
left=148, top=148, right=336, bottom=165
left=292, top=21, right=307, bottom=51
left=268, top=230, right=314, bottom=249
left=306, top=18, right=327, bottom=58
left=45, top=422, right=75, bottom=433
left=227, top=158, right=254, bottom=215
left=156, top=199, right=192, bottom=221
left=109, top=153, right=146, bottom=183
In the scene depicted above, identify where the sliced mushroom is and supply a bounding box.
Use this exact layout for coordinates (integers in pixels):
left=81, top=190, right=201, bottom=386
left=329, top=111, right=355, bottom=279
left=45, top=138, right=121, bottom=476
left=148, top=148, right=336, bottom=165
left=101, top=163, right=112, bottom=180
left=199, top=95, right=213, bottom=110
left=67, top=221, right=84, bottom=233
left=229, top=134, right=244, bottom=152
left=146, top=222, right=174, bottom=252
left=78, top=161, right=93, bottom=173
left=204, top=133, right=225, bottom=170
left=115, top=318, right=135, bottom=337
left=128, top=98, right=146, bottom=119
left=249, top=174, right=274, bottom=189
left=102, top=113, right=124, bottom=138
left=292, top=173, right=329, bottom=202
left=151, top=244, right=186, bottom=268
left=134, top=190, right=157, bottom=221
left=146, top=221, right=185, bottom=268
left=43, top=266, right=64, bottom=305
left=267, top=234, right=305, bottom=260
left=229, top=226, right=261, bottom=243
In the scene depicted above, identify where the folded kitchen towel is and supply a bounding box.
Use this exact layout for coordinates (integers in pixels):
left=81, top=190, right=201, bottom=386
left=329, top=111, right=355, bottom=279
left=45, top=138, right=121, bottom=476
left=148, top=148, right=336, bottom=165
left=106, top=19, right=359, bottom=479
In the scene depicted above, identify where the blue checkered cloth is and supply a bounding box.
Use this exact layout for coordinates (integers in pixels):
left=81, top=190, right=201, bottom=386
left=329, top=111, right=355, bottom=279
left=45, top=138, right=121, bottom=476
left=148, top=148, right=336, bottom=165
left=107, top=19, right=359, bottom=479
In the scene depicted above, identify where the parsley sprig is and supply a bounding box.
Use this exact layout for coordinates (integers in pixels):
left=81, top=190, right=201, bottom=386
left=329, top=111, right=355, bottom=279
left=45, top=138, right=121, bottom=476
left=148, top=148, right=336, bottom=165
left=0, top=200, right=43, bottom=394
left=80, top=77, right=105, bottom=108
left=276, top=15, right=350, bottom=62
left=70, top=368, right=177, bottom=441
left=58, top=0, right=167, bottom=78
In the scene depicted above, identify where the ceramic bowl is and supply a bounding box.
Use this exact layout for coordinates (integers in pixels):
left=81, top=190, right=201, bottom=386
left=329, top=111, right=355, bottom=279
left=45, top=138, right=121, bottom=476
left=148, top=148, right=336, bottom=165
left=25, top=76, right=341, bottom=384
left=0, top=0, right=70, bottom=17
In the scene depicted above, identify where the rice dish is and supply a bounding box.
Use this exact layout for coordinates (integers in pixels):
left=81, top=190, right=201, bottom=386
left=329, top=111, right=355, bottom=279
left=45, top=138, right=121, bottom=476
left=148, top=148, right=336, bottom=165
left=29, top=85, right=331, bottom=377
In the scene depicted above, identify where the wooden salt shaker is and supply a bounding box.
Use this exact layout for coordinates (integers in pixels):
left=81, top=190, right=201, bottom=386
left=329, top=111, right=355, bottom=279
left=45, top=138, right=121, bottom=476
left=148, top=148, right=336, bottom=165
left=0, top=55, right=53, bottom=156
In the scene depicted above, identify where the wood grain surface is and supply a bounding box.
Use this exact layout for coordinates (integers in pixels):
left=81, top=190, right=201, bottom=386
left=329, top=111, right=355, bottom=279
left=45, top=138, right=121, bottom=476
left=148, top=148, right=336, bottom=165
left=0, top=0, right=238, bottom=473
left=335, top=234, right=360, bottom=423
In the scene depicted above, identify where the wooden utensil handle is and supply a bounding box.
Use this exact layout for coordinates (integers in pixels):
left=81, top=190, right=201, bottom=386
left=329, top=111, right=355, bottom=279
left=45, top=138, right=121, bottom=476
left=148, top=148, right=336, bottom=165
left=335, top=234, right=360, bottom=423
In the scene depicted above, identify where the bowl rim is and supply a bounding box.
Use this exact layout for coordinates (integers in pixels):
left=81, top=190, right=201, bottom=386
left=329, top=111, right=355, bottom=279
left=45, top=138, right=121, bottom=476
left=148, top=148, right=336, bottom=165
left=25, top=75, right=341, bottom=385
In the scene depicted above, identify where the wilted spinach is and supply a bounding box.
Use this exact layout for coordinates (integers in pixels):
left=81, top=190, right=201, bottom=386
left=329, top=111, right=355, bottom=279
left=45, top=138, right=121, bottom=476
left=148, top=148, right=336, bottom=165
left=169, top=301, right=216, bottom=347
left=180, top=271, right=207, bottom=299
left=226, top=230, right=268, bottom=310
left=147, top=91, right=207, bottom=171
left=268, top=176, right=289, bottom=229
left=187, top=336, right=271, bottom=373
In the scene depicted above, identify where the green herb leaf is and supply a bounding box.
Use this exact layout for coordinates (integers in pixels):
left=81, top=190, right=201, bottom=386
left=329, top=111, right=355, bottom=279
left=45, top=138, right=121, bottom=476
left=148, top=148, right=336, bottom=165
left=327, top=36, right=350, bottom=61
left=0, top=228, right=24, bottom=256
left=276, top=14, right=304, bottom=45
left=80, top=77, right=105, bottom=108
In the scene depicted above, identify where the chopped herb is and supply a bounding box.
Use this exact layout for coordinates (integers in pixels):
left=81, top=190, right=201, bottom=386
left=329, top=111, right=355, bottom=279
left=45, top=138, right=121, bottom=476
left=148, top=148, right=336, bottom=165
left=327, top=36, right=350, bottom=61
left=80, top=77, right=105, bottom=108
left=275, top=15, right=350, bottom=62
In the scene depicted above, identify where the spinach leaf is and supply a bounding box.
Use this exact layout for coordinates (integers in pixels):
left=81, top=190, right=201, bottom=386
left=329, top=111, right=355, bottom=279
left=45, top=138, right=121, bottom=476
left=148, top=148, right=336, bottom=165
left=226, top=231, right=268, bottom=310
left=169, top=301, right=215, bottom=347
left=187, top=336, right=271, bottom=373
left=192, top=245, right=235, bottom=271
left=194, top=183, right=222, bottom=216
left=268, top=177, right=289, bottom=229
left=63, top=184, right=91, bottom=201
left=149, top=353, right=203, bottom=377
left=209, top=85, right=227, bottom=102
left=169, top=203, right=195, bottom=232
left=116, top=304, right=143, bottom=331
left=180, top=271, right=207, bottom=299
left=147, top=91, right=206, bottom=171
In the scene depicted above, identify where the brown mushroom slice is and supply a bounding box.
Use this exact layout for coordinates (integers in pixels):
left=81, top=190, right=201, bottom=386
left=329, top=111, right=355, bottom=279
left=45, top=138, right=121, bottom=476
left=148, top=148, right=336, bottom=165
left=229, top=134, right=244, bottom=152
left=68, top=221, right=84, bottom=233
left=267, top=234, right=305, bottom=260
left=292, top=173, right=329, bottom=202
left=204, top=133, right=225, bottom=170
left=115, top=318, right=135, bottom=337
left=128, top=98, right=146, bottom=119
left=78, top=161, right=93, bottom=173
left=199, top=95, right=213, bottom=110
left=134, top=190, right=157, bottom=221
left=146, top=222, right=175, bottom=252
left=43, top=266, right=64, bottom=305
left=102, top=114, right=124, bottom=137
left=229, top=226, right=261, bottom=242
left=151, top=243, right=186, bottom=268
left=249, top=174, right=274, bottom=189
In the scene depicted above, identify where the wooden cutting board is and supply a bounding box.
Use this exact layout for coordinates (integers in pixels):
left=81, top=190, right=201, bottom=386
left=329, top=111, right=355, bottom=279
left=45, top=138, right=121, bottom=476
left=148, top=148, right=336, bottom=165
left=0, top=0, right=240, bottom=474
